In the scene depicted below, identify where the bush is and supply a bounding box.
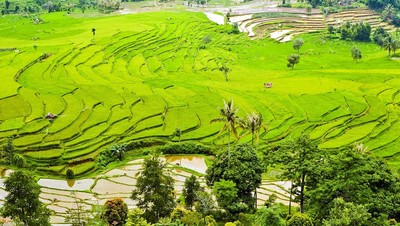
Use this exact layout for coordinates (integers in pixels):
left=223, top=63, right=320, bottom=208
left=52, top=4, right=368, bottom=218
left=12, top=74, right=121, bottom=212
left=181, top=211, right=203, bottom=225
left=13, top=154, right=26, bottom=168
left=306, top=5, right=312, bottom=15
left=231, top=23, right=240, bottom=34
left=103, top=198, right=128, bottom=226
left=157, top=143, right=213, bottom=155
left=126, top=139, right=165, bottom=150
left=203, top=35, right=212, bottom=44
left=287, top=213, right=313, bottom=226
left=66, top=168, right=75, bottom=179
left=328, top=25, right=335, bottom=34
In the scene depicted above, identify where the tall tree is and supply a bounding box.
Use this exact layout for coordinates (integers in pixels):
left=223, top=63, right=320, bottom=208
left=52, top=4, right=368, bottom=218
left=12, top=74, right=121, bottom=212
left=0, top=137, right=15, bottom=165
left=382, top=4, right=395, bottom=21
left=267, top=135, right=324, bottom=214
left=131, top=155, right=175, bottom=223
left=206, top=143, right=263, bottom=210
left=210, top=99, right=239, bottom=159
left=239, top=112, right=267, bottom=146
left=1, top=171, right=51, bottom=226
left=183, top=175, right=201, bottom=210
left=195, top=191, right=215, bottom=218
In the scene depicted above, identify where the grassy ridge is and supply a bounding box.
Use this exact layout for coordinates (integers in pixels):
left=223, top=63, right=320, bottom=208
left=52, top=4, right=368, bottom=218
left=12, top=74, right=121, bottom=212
left=0, top=11, right=399, bottom=176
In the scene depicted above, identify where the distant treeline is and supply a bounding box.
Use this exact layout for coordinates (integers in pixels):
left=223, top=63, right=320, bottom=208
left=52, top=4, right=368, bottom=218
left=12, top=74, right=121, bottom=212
left=0, top=0, right=130, bottom=15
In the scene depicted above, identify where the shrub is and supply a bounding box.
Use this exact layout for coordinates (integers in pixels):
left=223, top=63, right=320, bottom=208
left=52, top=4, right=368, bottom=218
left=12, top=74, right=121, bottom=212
left=181, top=211, right=203, bottom=225
left=203, top=35, right=212, bottom=44
left=126, top=139, right=165, bottom=150
left=287, top=213, right=313, bottom=226
left=306, top=5, right=312, bottom=15
left=103, top=198, right=128, bottom=226
left=328, top=25, right=335, bottom=34
left=231, top=23, right=240, bottom=34
left=66, top=168, right=75, bottom=179
left=13, top=154, right=26, bottom=168
left=157, top=143, right=212, bottom=155
left=225, top=222, right=237, bottom=226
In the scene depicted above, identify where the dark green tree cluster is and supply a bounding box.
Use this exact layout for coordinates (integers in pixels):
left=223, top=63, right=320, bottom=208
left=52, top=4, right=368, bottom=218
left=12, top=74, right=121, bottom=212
left=340, top=21, right=371, bottom=41
left=0, top=171, right=51, bottom=226
left=368, top=0, right=398, bottom=10
left=0, top=0, right=115, bottom=15
left=266, top=136, right=400, bottom=225
left=373, top=27, right=390, bottom=48
left=206, top=143, right=263, bottom=216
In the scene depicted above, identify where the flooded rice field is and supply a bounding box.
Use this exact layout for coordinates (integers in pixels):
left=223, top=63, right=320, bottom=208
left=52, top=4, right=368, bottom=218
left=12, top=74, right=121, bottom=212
left=0, top=155, right=293, bottom=224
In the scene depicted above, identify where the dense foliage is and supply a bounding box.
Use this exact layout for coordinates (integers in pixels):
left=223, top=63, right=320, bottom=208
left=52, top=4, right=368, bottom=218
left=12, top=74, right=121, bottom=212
left=0, top=0, right=117, bottom=15
left=340, top=22, right=371, bottom=41
left=266, top=137, right=400, bottom=224
left=157, top=143, right=212, bottom=155
left=182, top=175, right=201, bottom=209
left=0, top=171, right=51, bottom=226
left=206, top=143, right=263, bottom=211
left=103, top=198, right=129, bottom=226
left=131, top=156, right=176, bottom=223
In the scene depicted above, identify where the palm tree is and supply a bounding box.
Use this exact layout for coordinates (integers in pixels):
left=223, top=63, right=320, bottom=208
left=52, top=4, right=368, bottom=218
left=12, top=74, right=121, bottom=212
left=383, top=35, right=398, bottom=56
left=239, top=112, right=267, bottom=147
left=383, top=4, right=395, bottom=21
left=110, top=144, right=127, bottom=161
left=210, top=99, right=239, bottom=159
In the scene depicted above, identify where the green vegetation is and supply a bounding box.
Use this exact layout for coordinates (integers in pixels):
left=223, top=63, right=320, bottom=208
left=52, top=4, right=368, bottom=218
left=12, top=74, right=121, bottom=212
left=1, top=6, right=400, bottom=225
left=206, top=143, right=263, bottom=212
left=0, top=10, right=399, bottom=176
left=0, top=170, right=51, bottom=226
left=131, top=155, right=176, bottom=223
left=103, top=198, right=129, bottom=226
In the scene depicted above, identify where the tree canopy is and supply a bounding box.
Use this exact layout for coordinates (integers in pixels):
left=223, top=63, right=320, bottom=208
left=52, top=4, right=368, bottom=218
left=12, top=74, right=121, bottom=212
left=1, top=170, right=51, bottom=226
left=131, top=155, right=176, bottom=223
left=206, top=143, right=263, bottom=210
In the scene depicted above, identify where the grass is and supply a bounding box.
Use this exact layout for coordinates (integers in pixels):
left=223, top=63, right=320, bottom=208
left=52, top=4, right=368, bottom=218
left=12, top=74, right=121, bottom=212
left=0, top=10, right=399, bottom=176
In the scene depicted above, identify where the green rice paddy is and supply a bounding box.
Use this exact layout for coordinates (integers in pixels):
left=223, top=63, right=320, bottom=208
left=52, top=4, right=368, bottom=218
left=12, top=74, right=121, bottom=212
left=0, top=10, right=399, bottom=176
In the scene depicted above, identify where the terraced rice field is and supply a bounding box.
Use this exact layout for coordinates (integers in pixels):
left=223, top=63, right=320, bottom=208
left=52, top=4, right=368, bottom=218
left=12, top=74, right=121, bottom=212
left=0, top=10, right=400, bottom=176
left=0, top=156, right=293, bottom=224
left=231, top=8, right=395, bottom=41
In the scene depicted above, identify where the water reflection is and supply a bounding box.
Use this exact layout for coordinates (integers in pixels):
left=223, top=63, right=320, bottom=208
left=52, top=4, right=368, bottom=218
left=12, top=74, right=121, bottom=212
left=67, top=179, right=75, bottom=187
left=165, top=155, right=207, bottom=174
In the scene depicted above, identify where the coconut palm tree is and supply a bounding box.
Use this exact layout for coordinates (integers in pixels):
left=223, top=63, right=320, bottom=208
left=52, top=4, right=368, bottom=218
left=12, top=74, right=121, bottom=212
left=210, top=99, right=239, bottom=159
left=383, top=4, right=395, bottom=21
left=239, top=112, right=267, bottom=147
left=383, top=35, right=398, bottom=56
